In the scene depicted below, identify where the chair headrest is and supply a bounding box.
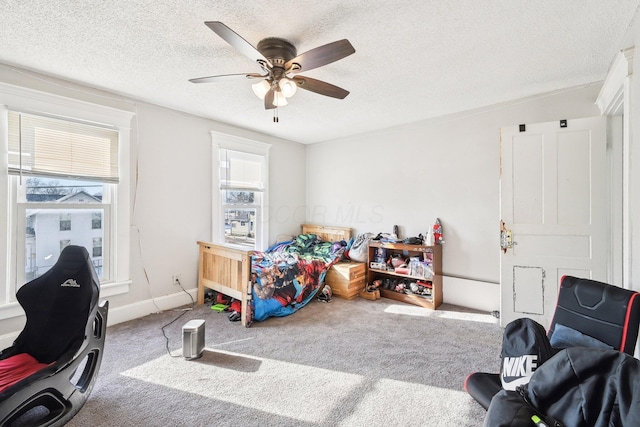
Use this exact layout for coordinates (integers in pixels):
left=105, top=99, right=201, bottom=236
left=15, top=245, right=100, bottom=363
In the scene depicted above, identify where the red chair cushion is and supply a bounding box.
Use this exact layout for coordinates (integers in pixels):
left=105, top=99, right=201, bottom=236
left=0, top=353, right=50, bottom=393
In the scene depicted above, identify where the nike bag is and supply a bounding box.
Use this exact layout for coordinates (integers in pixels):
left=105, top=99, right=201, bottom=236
left=500, top=318, right=554, bottom=391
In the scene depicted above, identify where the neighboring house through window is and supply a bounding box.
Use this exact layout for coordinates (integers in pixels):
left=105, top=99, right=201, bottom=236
left=24, top=181, right=106, bottom=281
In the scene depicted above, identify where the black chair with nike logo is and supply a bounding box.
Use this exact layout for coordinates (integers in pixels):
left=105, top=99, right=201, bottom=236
left=0, top=245, right=108, bottom=426
left=464, top=275, right=640, bottom=410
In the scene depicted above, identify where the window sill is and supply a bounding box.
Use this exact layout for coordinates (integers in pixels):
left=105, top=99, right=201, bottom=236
left=0, top=279, right=130, bottom=321
left=100, top=280, right=131, bottom=298
left=220, top=242, right=256, bottom=252
left=0, top=303, right=24, bottom=321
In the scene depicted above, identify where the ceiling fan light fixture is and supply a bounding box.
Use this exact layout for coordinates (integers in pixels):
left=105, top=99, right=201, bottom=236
left=278, top=78, right=298, bottom=98
left=251, top=80, right=271, bottom=100
left=273, top=89, right=288, bottom=106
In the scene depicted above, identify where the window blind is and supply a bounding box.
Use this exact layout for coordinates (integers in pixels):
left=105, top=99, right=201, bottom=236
left=219, top=149, right=264, bottom=191
left=8, top=111, right=119, bottom=183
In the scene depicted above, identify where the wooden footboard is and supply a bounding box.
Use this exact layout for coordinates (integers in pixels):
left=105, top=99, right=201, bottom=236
left=196, top=224, right=352, bottom=327
left=197, top=241, right=253, bottom=327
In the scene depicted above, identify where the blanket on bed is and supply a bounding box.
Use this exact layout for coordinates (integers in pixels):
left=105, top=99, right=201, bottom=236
left=251, top=234, right=346, bottom=322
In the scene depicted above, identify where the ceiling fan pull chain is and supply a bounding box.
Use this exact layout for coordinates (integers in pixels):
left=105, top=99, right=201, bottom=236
left=273, top=107, right=279, bottom=123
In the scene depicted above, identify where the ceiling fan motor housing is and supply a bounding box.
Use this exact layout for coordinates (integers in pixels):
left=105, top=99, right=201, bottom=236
left=257, top=37, right=297, bottom=67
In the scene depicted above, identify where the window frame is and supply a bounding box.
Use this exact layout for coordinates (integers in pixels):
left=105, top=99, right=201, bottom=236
left=0, top=83, right=133, bottom=317
left=211, top=132, right=271, bottom=250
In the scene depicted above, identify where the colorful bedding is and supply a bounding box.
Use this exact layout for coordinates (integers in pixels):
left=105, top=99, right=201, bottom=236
left=251, top=234, right=346, bottom=322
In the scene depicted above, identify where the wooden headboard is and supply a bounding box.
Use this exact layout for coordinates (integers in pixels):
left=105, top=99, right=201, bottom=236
left=301, top=224, right=352, bottom=242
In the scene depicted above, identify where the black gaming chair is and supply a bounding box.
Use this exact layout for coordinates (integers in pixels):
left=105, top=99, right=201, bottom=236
left=465, top=275, right=640, bottom=410
left=0, top=245, right=108, bottom=426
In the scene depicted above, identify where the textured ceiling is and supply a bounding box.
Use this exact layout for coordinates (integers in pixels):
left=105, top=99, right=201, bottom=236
left=1, top=1, right=638, bottom=144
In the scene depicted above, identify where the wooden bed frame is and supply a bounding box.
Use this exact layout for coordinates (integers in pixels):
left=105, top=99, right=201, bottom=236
left=197, top=224, right=352, bottom=327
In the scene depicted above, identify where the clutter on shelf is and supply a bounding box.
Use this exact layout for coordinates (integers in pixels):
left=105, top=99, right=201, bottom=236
left=345, top=220, right=444, bottom=307
left=367, top=240, right=443, bottom=309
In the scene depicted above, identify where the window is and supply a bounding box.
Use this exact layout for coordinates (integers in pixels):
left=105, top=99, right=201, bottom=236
left=8, top=109, right=117, bottom=286
left=93, top=237, right=102, bottom=258
left=220, top=150, right=263, bottom=248
left=212, top=133, right=270, bottom=250
left=0, top=83, right=133, bottom=309
left=92, top=212, right=102, bottom=230
left=59, top=213, right=71, bottom=231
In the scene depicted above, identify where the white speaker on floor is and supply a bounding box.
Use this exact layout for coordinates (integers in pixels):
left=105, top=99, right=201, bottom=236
left=182, top=319, right=205, bottom=360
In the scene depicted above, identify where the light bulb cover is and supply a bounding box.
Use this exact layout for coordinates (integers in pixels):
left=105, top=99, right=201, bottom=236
left=278, top=78, right=298, bottom=98
left=252, top=80, right=271, bottom=100
left=273, top=90, right=288, bottom=106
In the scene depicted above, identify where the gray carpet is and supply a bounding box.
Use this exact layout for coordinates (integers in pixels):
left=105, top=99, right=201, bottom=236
left=67, top=296, right=502, bottom=427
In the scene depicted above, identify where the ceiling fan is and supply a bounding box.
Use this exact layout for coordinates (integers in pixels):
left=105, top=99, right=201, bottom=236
left=189, top=21, right=356, bottom=113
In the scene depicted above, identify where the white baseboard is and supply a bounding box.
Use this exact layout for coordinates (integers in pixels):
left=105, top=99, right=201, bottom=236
left=0, top=289, right=199, bottom=350
left=442, top=276, right=499, bottom=313
left=105, top=289, right=198, bottom=326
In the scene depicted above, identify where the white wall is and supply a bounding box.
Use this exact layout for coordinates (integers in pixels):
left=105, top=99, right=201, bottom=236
left=306, top=85, right=602, bottom=311
left=122, top=103, right=307, bottom=314
left=0, top=66, right=306, bottom=336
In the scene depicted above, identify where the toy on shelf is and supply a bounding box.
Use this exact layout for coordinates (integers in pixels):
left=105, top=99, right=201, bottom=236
left=433, top=218, right=444, bottom=244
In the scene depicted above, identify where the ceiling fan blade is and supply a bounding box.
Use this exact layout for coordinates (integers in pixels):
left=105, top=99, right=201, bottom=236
left=285, top=39, right=355, bottom=74
left=189, top=73, right=264, bottom=84
left=264, top=88, right=276, bottom=110
left=205, top=21, right=272, bottom=67
left=292, top=76, right=350, bottom=99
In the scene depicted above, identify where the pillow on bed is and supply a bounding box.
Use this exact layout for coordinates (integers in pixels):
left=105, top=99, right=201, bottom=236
left=348, top=232, right=373, bottom=262
left=549, top=323, right=613, bottom=350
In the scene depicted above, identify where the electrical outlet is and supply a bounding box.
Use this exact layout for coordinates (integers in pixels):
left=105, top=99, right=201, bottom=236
left=172, top=273, right=182, bottom=286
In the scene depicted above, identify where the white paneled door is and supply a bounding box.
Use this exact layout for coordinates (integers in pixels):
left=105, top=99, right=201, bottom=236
left=499, top=117, right=608, bottom=327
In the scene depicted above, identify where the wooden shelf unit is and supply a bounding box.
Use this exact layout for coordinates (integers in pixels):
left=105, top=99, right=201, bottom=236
left=367, top=241, right=442, bottom=309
